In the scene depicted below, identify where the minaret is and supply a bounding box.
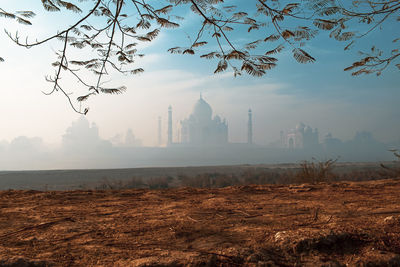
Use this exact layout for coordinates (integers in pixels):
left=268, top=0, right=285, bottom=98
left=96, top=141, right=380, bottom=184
left=158, top=116, right=162, bottom=146
left=168, top=106, right=172, bottom=145
left=247, top=108, right=253, bottom=144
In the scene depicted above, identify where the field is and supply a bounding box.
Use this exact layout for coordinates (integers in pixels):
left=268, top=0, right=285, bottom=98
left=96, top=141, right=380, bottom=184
left=0, top=177, right=399, bottom=266
left=0, top=161, right=396, bottom=190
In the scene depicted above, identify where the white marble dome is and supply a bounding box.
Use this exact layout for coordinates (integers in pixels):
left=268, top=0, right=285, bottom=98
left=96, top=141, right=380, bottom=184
left=192, top=95, right=212, bottom=120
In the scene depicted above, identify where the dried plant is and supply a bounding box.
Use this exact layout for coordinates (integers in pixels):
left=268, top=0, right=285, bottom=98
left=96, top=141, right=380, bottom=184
left=381, top=149, right=400, bottom=177
left=89, top=161, right=396, bottom=190
left=0, top=0, right=398, bottom=112
left=296, top=158, right=338, bottom=183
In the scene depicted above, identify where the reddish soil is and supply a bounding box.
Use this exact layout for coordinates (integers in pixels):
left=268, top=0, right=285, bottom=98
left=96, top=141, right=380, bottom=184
left=0, top=179, right=400, bottom=266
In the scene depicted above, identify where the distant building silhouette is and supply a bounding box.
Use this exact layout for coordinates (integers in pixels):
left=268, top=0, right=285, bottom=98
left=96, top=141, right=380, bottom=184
left=280, top=122, right=319, bottom=149
left=62, top=116, right=100, bottom=148
left=125, top=129, right=142, bottom=147
left=165, top=95, right=255, bottom=146
left=248, top=109, right=253, bottom=144
left=62, top=116, right=112, bottom=152
left=158, top=116, right=162, bottom=146
left=178, top=94, right=228, bottom=146
left=167, top=106, right=173, bottom=146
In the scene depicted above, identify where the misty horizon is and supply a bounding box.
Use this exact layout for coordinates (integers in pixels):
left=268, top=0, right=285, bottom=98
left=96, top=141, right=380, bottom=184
left=0, top=101, right=398, bottom=171
left=0, top=1, right=399, bottom=171
left=1, top=94, right=399, bottom=147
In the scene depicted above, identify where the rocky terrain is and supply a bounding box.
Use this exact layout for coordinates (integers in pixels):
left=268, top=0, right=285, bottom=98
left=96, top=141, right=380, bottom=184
left=0, top=178, right=399, bottom=266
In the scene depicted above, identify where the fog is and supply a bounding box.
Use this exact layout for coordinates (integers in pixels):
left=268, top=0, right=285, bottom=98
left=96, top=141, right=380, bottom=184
left=0, top=115, right=397, bottom=171
left=0, top=1, right=399, bottom=171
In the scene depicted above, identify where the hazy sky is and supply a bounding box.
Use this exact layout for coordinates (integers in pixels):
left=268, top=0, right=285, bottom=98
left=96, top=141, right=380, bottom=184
left=0, top=0, right=399, bottom=147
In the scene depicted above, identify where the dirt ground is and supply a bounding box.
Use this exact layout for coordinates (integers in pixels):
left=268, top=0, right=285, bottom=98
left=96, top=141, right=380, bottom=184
left=0, top=178, right=399, bottom=266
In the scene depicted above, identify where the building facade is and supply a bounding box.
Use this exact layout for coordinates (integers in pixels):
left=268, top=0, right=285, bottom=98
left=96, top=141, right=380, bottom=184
left=280, top=122, right=319, bottom=149
left=176, top=95, right=228, bottom=146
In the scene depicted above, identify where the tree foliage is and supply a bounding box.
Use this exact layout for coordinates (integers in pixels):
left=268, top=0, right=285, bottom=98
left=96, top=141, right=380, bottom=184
left=0, top=0, right=398, bottom=113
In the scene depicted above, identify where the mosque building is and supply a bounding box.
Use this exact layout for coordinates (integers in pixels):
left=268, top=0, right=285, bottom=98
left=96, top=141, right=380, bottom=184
left=280, top=122, right=319, bottom=149
left=166, top=95, right=252, bottom=146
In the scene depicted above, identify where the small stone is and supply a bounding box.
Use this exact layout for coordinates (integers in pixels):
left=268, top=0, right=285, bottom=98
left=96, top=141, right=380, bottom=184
left=383, top=215, right=400, bottom=225
left=274, top=231, right=287, bottom=242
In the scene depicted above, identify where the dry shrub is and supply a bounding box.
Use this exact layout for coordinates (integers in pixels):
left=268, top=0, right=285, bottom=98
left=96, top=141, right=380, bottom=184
left=146, top=176, right=172, bottom=189
left=340, top=170, right=385, bottom=181
left=295, top=158, right=338, bottom=184
left=92, top=154, right=399, bottom=190
left=381, top=149, right=400, bottom=178
left=179, top=170, right=298, bottom=188
left=95, top=176, right=148, bottom=189
left=180, top=173, right=240, bottom=188
left=124, top=177, right=146, bottom=189
left=241, top=169, right=295, bottom=185
left=95, top=177, right=123, bottom=190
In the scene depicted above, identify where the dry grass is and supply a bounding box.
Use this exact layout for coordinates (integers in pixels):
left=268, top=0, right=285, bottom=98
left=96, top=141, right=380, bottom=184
left=1, top=179, right=400, bottom=266
left=295, top=158, right=338, bottom=183
left=90, top=159, right=399, bottom=190
left=381, top=149, right=400, bottom=178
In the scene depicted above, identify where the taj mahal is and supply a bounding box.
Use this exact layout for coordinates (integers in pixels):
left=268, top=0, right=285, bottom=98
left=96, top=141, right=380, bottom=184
left=162, top=95, right=320, bottom=150
left=165, top=94, right=253, bottom=146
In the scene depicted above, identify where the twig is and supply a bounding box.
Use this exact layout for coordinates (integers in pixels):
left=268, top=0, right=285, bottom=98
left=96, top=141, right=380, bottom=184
left=187, top=216, right=199, bottom=222
left=0, top=217, right=75, bottom=239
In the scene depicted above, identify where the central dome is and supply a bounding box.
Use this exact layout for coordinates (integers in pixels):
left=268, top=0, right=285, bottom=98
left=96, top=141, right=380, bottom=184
left=192, top=95, right=212, bottom=120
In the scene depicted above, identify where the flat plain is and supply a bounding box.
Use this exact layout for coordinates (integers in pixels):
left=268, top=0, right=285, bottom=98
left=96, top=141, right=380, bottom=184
left=0, top=178, right=399, bottom=266
left=0, top=161, right=391, bottom=190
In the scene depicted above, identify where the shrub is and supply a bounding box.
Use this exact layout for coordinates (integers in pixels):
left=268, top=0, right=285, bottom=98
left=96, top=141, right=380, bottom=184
left=295, top=158, right=338, bottom=184
left=381, top=149, right=400, bottom=178
left=146, top=176, right=170, bottom=189
left=124, top=177, right=146, bottom=189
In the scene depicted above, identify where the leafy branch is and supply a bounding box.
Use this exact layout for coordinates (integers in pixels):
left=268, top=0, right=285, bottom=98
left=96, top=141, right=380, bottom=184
left=0, top=0, right=398, bottom=113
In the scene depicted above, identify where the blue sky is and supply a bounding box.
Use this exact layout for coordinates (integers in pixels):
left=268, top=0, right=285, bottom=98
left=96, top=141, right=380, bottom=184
left=0, top=0, right=399, bottom=147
